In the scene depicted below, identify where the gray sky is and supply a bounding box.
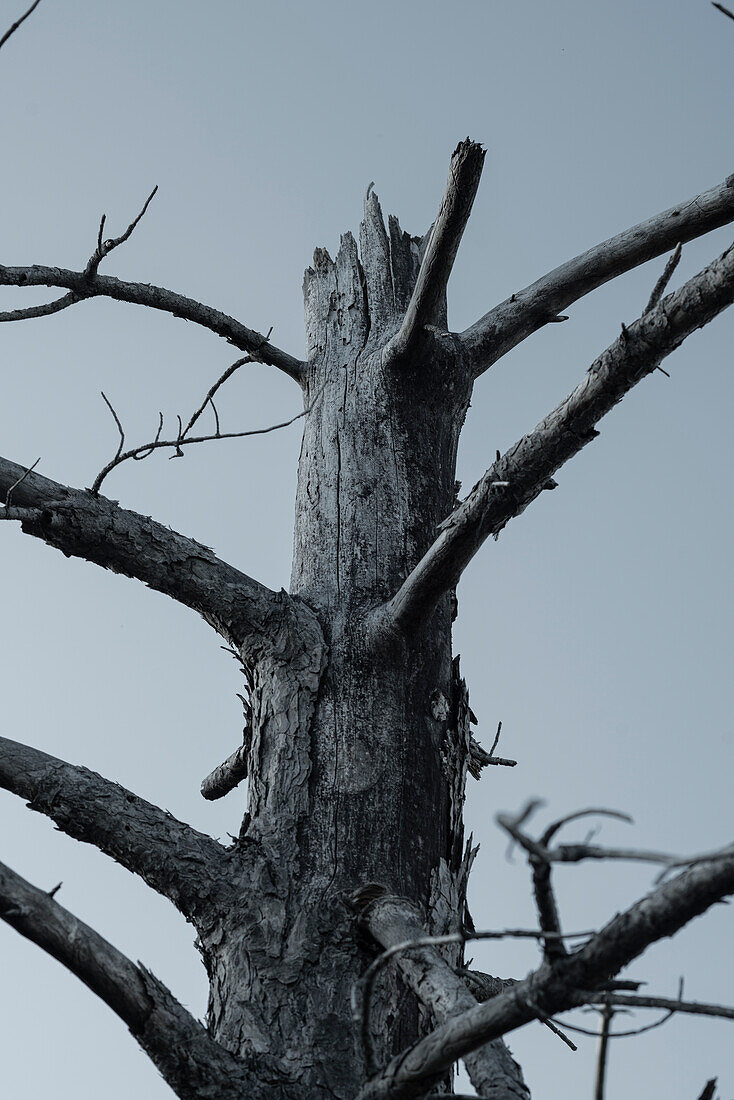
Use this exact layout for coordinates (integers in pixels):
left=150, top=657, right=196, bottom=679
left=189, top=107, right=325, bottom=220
left=0, top=1, right=732, bottom=1096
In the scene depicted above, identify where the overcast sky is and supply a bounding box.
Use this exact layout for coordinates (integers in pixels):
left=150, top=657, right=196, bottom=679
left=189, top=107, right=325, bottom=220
left=1, top=1, right=732, bottom=1097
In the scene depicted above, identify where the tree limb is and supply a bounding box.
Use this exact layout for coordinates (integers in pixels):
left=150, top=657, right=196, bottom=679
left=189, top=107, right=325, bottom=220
left=0, top=263, right=305, bottom=384
left=353, top=892, right=531, bottom=1099
left=587, top=992, right=734, bottom=1022
left=387, top=139, right=486, bottom=365
left=201, top=743, right=250, bottom=801
left=380, top=240, right=734, bottom=637
left=0, top=735, right=233, bottom=922
left=92, top=364, right=318, bottom=494
left=0, top=0, right=41, bottom=51
left=356, top=847, right=734, bottom=1100
left=459, top=171, right=734, bottom=377
left=0, top=456, right=318, bottom=658
left=0, top=859, right=283, bottom=1100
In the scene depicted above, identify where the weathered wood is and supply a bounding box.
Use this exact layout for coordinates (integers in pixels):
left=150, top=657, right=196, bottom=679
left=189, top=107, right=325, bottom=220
left=0, top=263, right=306, bottom=382
left=3, top=136, right=734, bottom=1100
left=356, top=893, right=530, bottom=1099
left=190, top=189, right=478, bottom=1098
left=461, top=170, right=734, bottom=376
left=0, top=455, right=322, bottom=661
left=388, top=139, right=485, bottom=365
left=384, top=239, right=734, bottom=637
left=0, top=860, right=284, bottom=1100
left=201, top=743, right=249, bottom=800
left=0, top=736, right=232, bottom=922
left=357, top=849, right=734, bottom=1100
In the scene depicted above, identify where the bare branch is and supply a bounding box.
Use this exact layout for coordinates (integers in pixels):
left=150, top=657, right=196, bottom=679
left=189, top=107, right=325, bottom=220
left=712, top=1, right=734, bottom=21
left=3, top=455, right=40, bottom=508
left=468, top=722, right=518, bottom=778
left=540, top=808, right=633, bottom=846
left=0, top=263, right=306, bottom=384
left=201, top=743, right=249, bottom=801
left=84, top=187, right=158, bottom=277
left=588, top=991, right=734, bottom=1022
left=0, top=455, right=320, bottom=658
left=380, top=239, right=734, bottom=637
left=594, top=1004, right=613, bottom=1100
left=100, top=390, right=126, bottom=460
left=351, top=891, right=531, bottom=1100
left=0, top=290, right=79, bottom=322
left=644, top=243, right=682, bottom=314
left=92, top=366, right=320, bottom=493
left=387, top=139, right=486, bottom=364
left=460, top=171, right=734, bottom=377
left=0, top=0, right=41, bottom=51
left=0, top=859, right=280, bottom=1100
left=0, top=736, right=233, bottom=922
left=356, top=844, right=734, bottom=1100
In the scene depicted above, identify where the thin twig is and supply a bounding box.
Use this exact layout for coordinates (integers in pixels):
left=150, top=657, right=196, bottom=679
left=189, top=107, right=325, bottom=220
left=0, top=0, right=41, bottom=51
left=92, top=390, right=321, bottom=494
left=100, top=392, right=125, bottom=460
left=180, top=357, right=251, bottom=438
left=590, top=991, right=734, bottom=1022
left=3, top=457, right=40, bottom=508
left=352, top=926, right=594, bottom=1074
left=712, top=1, right=734, bottom=21
left=644, top=243, right=683, bottom=314
left=540, top=808, right=633, bottom=847
left=594, top=1004, right=613, bottom=1100
left=85, top=187, right=158, bottom=277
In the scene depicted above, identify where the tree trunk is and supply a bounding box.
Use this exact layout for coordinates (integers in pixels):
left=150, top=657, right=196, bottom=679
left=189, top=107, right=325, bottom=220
left=197, top=197, right=476, bottom=1097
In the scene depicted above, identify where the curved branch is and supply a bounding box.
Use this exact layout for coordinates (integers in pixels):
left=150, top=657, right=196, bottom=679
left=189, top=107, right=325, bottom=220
left=0, top=290, right=79, bottom=321
left=460, top=171, right=734, bottom=377
left=381, top=240, right=734, bottom=637
left=387, top=139, right=486, bottom=365
left=357, top=848, right=734, bottom=1100
left=0, top=456, right=316, bottom=659
left=0, top=0, right=41, bottom=51
left=0, top=263, right=305, bottom=384
left=0, top=859, right=281, bottom=1100
left=0, top=736, right=232, bottom=922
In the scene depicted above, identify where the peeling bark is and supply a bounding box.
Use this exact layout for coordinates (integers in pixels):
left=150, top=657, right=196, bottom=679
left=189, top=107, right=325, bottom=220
left=0, top=860, right=287, bottom=1100
left=2, top=138, right=734, bottom=1100
left=0, top=455, right=322, bottom=662
left=0, top=736, right=232, bottom=923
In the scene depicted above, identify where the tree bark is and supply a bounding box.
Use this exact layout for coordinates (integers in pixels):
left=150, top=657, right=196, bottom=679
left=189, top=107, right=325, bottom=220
left=4, top=137, right=734, bottom=1100
left=187, top=195, right=482, bottom=1097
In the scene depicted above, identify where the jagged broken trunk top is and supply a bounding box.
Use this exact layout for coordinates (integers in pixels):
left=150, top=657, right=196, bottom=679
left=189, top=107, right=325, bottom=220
left=201, top=193, right=476, bottom=1097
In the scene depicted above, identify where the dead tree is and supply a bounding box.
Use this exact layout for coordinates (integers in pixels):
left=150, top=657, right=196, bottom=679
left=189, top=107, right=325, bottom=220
left=2, top=13, right=734, bottom=1096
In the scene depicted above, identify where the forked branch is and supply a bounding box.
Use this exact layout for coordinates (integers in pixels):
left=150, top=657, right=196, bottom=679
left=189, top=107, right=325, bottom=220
left=0, top=860, right=281, bottom=1100
left=0, top=736, right=233, bottom=921
left=92, top=357, right=319, bottom=493
left=351, top=890, right=531, bottom=1099
left=356, top=844, right=734, bottom=1100
left=382, top=240, right=734, bottom=637
left=387, top=139, right=486, bottom=364
left=460, top=171, right=734, bottom=377
left=0, top=191, right=305, bottom=384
